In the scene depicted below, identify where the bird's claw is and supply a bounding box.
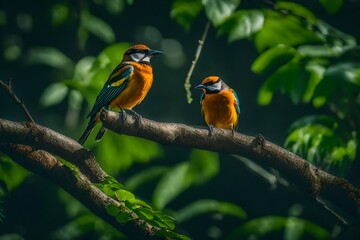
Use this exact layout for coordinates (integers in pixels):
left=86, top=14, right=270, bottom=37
left=133, top=112, right=142, bottom=124
left=208, top=125, right=214, bottom=136
left=120, top=109, right=127, bottom=124
left=128, top=109, right=142, bottom=124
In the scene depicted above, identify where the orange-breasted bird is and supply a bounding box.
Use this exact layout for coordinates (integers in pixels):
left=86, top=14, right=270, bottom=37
left=195, top=76, right=240, bottom=135
left=78, top=44, right=162, bottom=145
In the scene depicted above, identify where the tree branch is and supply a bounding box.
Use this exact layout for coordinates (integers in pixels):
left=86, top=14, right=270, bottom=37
left=0, top=118, right=106, bottom=183
left=0, top=143, right=156, bottom=238
left=184, top=21, right=210, bottom=104
left=101, top=110, right=360, bottom=221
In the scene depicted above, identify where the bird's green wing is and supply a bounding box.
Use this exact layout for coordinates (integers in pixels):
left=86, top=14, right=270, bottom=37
left=200, top=92, right=205, bottom=117
left=87, top=64, right=134, bottom=118
left=232, top=89, right=240, bottom=115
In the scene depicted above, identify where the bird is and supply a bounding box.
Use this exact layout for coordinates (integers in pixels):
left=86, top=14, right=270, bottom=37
left=195, top=76, right=240, bottom=136
left=78, top=44, right=162, bottom=145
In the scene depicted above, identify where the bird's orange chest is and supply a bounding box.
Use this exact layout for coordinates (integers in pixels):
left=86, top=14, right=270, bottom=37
left=110, top=63, right=153, bottom=110
left=201, top=90, right=238, bottom=129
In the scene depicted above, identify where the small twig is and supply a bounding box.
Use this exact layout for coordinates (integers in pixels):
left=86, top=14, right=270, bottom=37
left=0, top=79, right=35, bottom=123
left=184, top=21, right=210, bottom=104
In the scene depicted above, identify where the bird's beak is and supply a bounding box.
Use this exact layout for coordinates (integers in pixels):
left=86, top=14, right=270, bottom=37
left=148, top=49, right=163, bottom=56
left=195, top=84, right=205, bottom=90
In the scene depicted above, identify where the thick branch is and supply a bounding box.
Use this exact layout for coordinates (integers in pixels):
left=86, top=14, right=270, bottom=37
left=0, top=143, right=155, bottom=238
left=101, top=110, right=360, bottom=221
left=0, top=119, right=105, bottom=183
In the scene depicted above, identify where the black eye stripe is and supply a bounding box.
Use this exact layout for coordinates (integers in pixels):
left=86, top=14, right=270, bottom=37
left=204, top=78, right=221, bottom=86
left=126, top=49, right=148, bottom=55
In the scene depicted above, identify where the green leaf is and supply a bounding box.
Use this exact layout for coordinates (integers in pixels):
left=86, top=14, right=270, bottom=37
left=257, top=86, right=273, bottom=106
left=39, top=83, right=69, bottom=107
left=257, top=58, right=310, bottom=105
left=0, top=154, right=28, bottom=191
left=105, top=204, right=121, bottom=217
left=297, top=45, right=346, bottom=58
left=134, top=207, right=154, bottom=220
left=51, top=213, right=126, bottom=239
left=315, top=20, right=356, bottom=47
left=97, top=133, right=163, bottom=174
left=202, top=0, right=241, bottom=26
left=303, top=59, right=326, bottom=102
left=152, top=150, right=218, bottom=209
left=152, top=162, right=189, bottom=209
left=318, top=0, right=343, bottom=14
left=254, top=11, right=322, bottom=52
left=153, top=211, right=176, bottom=230
left=187, top=149, right=219, bottom=185
left=0, top=233, right=25, bottom=240
left=251, top=44, right=297, bottom=74
left=176, top=199, right=247, bottom=223
left=103, top=0, right=125, bottom=15
left=155, top=229, right=191, bottom=240
left=129, top=199, right=152, bottom=209
left=285, top=115, right=357, bottom=175
left=124, top=166, right=169, bottom=191
left=171, top=0, right=203, bottom=31
left=27, top=47, right=74, bottom=70
left=312, top=62, right=360, bottom=107
left=218, top=10, right=264, bottom=42
left=80, top=11, right=115, bottom=43
left=277, top=1, right=317, bottom=23
left=73, top=56, right=96, bottom=82
left=116, top=211, right=132, bottom=224
left=229, top=216, right=329, bottom=240
left=51, top=3, right=70, bottom=26
left=115, top=189, right=135, bottom=202
left=94, top=176, right=125, bottom=199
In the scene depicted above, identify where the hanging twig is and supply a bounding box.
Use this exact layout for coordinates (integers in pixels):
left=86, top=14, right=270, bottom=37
left=184, top=21, right=210, bottom=104
left=0, top=79, right=35, bottom=123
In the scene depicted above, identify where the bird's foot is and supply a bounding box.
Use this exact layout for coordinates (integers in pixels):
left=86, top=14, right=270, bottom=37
left=208, top=125, right=214, bottom=136
left=128, top=109, right=142, bottom=124
left=120, top=109, right=127, bottom=124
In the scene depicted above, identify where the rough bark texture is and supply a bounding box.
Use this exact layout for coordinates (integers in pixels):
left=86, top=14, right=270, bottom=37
left=101, top=110, right=360, bottom=221
left=0, top=119, right=161, bottom=238
left=1, top=108, right=360, bottom=238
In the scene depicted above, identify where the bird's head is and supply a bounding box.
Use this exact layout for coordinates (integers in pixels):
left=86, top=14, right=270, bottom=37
left=122, top=44, right=162, bottom=64
left=195, top=76, right=227, bottom=94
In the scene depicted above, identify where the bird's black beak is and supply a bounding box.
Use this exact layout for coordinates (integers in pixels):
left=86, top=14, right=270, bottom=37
left=148, top=49, right=163, bottom=56
left=195, top=84, right=205, bottom=90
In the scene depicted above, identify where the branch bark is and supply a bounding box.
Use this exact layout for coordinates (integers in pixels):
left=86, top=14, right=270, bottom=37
left=100, top=110, right=360, bottom=222
left=0, top=143, right=155, bottom=238
left=0, top=118, right=163, bottom=238
left=0, top=119, right=106, bottom=183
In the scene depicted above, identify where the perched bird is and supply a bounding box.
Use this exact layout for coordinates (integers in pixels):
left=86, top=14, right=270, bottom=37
left=78, top=44, right=162, bottom=145
left=195, top=76, right=240, bottom=135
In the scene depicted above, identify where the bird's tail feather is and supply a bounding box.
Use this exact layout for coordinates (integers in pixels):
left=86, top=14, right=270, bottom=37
left=78, top=122, right=95, bottom=145
left=95, top=127, right=107, bottom=142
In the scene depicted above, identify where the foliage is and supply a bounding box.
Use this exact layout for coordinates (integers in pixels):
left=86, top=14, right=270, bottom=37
left=175, top=199, right=247, bottom=223
left=96, top=176, right=189, bottom=239
left=285, top=115, right=357, bottom=175
left=229, top=216, right=329, bottom=240
left=0, top=154, right=28, bottom=191
left=172, top=0, right=359, bottom=175
left=0, top=0, right=359, bottom=239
